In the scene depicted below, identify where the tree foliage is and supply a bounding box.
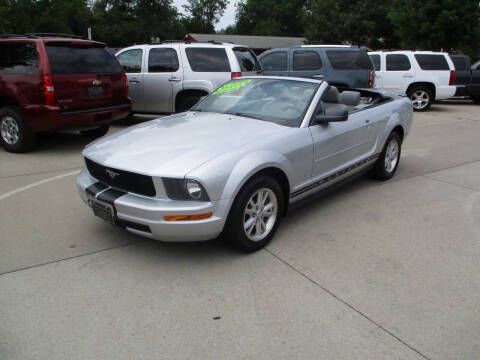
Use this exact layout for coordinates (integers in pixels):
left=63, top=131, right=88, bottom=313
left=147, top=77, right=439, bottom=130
left=235, top=0, right=305, bottom=36
left=388, top=0, right=480, bottom=54
left=303, top=0, right=397, bottom=48
left=182, top=0, right=227, bottom=33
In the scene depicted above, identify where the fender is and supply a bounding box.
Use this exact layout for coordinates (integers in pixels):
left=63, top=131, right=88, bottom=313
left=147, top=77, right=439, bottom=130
left=181, top=79, right=215, bottom=94
left=220, top=150, right=294, bottom=201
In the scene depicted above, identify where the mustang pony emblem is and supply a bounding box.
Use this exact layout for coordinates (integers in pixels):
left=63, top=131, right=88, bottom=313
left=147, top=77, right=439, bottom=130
left=92, top=80, right=102, bottom=86
left=106, top=169, right=119, bottom=179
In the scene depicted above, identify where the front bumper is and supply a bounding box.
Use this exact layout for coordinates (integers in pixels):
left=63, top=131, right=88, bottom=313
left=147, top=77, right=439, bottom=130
left=76, top=168, right=229, bottom=242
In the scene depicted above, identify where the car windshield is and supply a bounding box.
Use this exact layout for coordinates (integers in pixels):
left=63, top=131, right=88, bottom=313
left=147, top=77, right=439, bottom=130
left=191, top=78, right=319, bottom=127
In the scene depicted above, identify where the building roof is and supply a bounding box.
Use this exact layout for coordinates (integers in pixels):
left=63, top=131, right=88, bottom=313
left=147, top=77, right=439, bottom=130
left=186, top=33, right=306, bottom=49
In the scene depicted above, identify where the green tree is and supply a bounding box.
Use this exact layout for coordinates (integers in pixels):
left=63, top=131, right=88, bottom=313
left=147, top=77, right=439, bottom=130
left=388, top=0, right=480, bottom=55
left=235, top=0, right=306, bottom=36
left=183, top=0, right=227, bottom=33
left=304, top=0, right=397, bottom=48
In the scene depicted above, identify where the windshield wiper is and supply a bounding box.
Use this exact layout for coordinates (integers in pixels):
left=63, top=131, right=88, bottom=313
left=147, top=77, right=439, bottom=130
left=224, top=111, right=264, bottom=121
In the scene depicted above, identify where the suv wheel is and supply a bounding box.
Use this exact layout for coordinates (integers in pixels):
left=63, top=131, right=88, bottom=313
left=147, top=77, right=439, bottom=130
left=80, top=124, right=110, bottom=138
left=470, top=95, right=480, bottom=104
left=371, top=132, right=402, bottom=180
left=176, top=95, right=202, bottom=113
left=0, top=106, right=36, bottom=153
left=408, top=86, right=433, bottom=111
left=224, top=175, right=284, bottom=252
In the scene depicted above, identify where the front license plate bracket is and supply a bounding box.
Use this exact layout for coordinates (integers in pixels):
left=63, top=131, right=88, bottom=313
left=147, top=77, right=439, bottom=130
left=88, top=198, right=115, bottom=224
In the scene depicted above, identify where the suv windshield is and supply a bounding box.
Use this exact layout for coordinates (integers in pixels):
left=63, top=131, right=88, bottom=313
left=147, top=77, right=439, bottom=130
left=192, top=78, right=319, bottom=127
left=327, top=50, right=373, bottom=70
left=46, top=43, right=122, bottom=74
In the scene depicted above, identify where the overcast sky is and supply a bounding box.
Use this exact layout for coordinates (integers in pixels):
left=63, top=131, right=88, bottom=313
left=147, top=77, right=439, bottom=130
left=173, top=0, right=237, bottom=31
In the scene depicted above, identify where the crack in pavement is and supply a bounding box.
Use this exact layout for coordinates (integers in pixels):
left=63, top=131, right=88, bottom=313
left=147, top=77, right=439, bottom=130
left=263, top=247, right=432, bottom=360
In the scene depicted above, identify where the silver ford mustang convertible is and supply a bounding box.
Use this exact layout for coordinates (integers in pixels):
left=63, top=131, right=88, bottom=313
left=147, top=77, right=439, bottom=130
left=76, top=76, right=412, bottom=252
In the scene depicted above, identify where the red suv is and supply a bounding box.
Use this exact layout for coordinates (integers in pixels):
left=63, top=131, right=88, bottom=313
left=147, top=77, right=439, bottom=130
left=0, top=33, right=131, bottom=152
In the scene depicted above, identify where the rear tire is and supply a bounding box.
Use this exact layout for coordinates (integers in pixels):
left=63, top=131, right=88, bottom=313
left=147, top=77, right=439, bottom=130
left=408, top=86, right=433, bottom=111
left=371, top=132, right=402, bottom=181
left=80, top=124, right=110, bottom=138
left=223, top=175, right=284, bottom=252
left=0, top=105, right=36, bottom=153
left=470, top=95, right=480, bottom=104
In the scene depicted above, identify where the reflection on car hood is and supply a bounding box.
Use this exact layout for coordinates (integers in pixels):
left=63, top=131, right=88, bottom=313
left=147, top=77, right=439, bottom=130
left=82, top=111, right=288, bottom=177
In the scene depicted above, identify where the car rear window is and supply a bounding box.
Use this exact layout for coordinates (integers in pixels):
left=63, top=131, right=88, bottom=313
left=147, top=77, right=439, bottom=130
left=369, top=54, right=381, bottom=71
left=293, top=50, right=322, bottom=71
left=326, top=50, right=373, bottom=70
left=45, top=43, right=122, bottom=74
left=0, top=43, right=39, bottom=74
left=386, top=54, right=411, bottom=71
left=450, top=56, right=467, bottom=71
left=414, top=54, right=450, bottom=71
left=233, top=47, right=261, bottom=72
left=185, top=48, right=231, bottom=72
left=260, top=52, right=287, bottom=71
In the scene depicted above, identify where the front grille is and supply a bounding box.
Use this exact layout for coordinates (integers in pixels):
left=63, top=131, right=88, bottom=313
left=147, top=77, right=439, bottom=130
left=85, top=158, right=156, bottom=197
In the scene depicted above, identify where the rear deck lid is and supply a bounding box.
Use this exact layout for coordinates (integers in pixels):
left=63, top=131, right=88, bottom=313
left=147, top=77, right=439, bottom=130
left=45, top=42, right=125, bottom=112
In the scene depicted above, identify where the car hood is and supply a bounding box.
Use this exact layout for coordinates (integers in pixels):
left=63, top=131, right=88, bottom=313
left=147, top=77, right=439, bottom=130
left=82, top=111, right=288, bottom=177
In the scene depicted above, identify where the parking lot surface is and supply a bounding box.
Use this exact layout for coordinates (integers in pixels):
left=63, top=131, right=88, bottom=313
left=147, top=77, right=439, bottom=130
left=1, top=102, right=480, bottom=359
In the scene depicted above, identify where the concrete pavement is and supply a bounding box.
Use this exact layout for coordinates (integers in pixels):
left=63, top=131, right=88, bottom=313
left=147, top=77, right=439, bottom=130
left=1, top=104, right=479, bottom=359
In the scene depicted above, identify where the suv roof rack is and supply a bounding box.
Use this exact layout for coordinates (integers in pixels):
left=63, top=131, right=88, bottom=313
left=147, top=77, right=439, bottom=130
left=25, top=33, right=86, bottom=39
left=0, top=34, right=30, bottom=39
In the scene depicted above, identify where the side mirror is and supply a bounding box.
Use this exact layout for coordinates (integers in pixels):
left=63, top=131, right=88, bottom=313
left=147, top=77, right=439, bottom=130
left=314, top=106, right=348, bottom=124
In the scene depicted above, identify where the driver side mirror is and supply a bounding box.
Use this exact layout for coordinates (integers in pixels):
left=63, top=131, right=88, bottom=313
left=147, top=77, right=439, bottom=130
left=314, top=106, right=349, bottom=124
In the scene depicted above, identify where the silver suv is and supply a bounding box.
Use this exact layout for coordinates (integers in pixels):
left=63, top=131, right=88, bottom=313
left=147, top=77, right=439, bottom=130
left=116, top=41, right=262, bottom=114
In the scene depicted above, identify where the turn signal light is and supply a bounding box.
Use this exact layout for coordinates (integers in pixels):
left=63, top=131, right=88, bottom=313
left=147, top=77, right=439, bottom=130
left=164, top=212, right=213, bottom=221
left=449, top=70, right=456, bottom=86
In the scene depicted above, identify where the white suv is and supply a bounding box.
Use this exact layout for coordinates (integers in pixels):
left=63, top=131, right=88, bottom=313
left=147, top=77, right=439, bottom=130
left=116, top=41, right=262, bottom=114
left=368, top=51, right=456, bottom=111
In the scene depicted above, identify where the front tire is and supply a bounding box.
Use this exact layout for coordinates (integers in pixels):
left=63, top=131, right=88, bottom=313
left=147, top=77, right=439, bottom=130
left=372, top=132, right=402, bottom=181
left=224, top=175, right=284, bottom=252
left=0, top=106, right=36, bottom=153
left=408, top=86, right=433, bottom=111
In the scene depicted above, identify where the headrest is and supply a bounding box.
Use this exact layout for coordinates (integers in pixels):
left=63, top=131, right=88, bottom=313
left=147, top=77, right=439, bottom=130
left=339, top=91, right=361, bottom=106
left=323, top=86, right=339, bottom=103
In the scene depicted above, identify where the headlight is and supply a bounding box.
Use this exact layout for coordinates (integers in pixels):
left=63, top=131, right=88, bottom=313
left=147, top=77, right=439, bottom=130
left=186, top=179, right=203, bottom=199
left=163, top=178, right=210, bottom=201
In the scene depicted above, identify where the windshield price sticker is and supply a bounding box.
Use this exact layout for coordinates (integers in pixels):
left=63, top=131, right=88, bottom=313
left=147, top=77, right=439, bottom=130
left=212, top=79, right=252, bottom=95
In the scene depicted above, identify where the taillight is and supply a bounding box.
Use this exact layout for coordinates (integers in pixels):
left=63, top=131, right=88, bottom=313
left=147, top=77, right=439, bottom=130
left=40, top=75, right=55, bottom=105
left=367, top=70, right=374, bottom=88
left=231, top=72, right=242, bottom=79
left=449, top=70, right=456, bottom=86
left=121, top=72, right=129, bottom=97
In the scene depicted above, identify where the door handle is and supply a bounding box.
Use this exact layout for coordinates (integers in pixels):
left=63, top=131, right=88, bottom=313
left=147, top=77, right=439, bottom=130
left=403, top=74, right=414, bottom=78
left=375, top=74, right=381, bottom=78
left=129, top=78, right=140, bottom=83
left=168, top=77, right=182, bottom=82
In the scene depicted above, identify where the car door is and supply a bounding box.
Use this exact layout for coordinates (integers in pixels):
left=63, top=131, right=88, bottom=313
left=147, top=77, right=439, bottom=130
left=142, top=45, right=183, bottom=113
left=309, top=105, right=377, bottom=182
left=116, top=47, right=145, bottom=112
left=259, top=50, right=289, bottom=76
left=288, top=49, right=326, bottom=80
left=382, top=54, right=414, bottom=94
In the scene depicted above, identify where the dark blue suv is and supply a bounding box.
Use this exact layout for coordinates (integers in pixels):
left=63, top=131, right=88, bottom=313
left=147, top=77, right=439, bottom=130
left=258, top=45, right=374, bottom=89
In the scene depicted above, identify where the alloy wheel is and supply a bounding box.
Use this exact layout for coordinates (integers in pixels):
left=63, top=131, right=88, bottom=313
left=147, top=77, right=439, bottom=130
left=384, top=138, right=399, bottom=173
left=243, top=188, right=278, bottom=242
left=410, top=90, right=429, bottom=110
left=1, top=115, right=20, bottom=145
